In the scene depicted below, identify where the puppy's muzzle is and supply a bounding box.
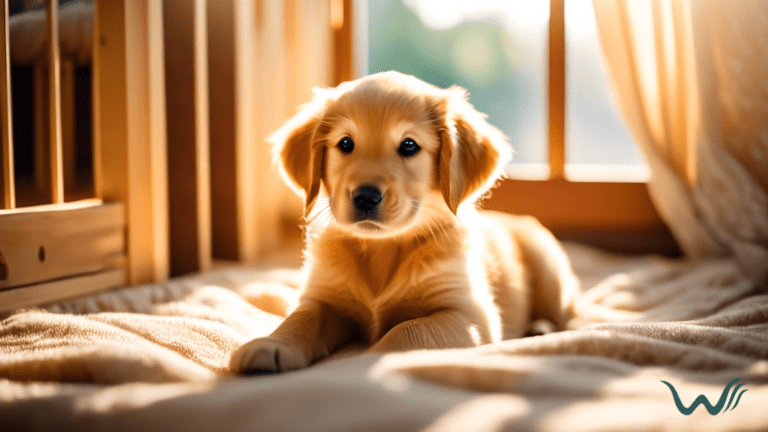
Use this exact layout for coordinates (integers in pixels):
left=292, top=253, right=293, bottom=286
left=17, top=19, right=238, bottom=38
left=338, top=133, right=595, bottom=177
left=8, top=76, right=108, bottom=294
left=352, top=185, right=382, bottom=219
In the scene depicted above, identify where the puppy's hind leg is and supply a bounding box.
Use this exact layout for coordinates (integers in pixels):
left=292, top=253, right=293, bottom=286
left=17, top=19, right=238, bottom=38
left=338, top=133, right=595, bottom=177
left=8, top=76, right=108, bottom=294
left=368, top=309, right=488, bottom=352
left=512, top=217, right=580, bottom=331
left=231, top=299, right=355, bottom=374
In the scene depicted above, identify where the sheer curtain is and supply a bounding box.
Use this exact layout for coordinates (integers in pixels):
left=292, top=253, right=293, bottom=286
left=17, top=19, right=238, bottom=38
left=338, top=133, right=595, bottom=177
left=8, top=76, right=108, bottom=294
left=591, top=0, right=768, bottom=285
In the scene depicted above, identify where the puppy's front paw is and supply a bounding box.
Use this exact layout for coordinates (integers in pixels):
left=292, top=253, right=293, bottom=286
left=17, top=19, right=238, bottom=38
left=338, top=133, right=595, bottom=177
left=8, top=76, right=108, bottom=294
left=230, top=337, right=309, bottom=375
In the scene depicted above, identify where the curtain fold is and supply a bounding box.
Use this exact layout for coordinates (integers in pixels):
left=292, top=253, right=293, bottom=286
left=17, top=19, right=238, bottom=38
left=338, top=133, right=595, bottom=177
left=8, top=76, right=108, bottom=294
left=592, top=0, right=768, bottom=285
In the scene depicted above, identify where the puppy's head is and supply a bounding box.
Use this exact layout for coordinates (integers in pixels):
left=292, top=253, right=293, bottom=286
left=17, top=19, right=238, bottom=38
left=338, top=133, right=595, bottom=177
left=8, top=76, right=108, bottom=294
left=270, top=71, right=511, bottom=238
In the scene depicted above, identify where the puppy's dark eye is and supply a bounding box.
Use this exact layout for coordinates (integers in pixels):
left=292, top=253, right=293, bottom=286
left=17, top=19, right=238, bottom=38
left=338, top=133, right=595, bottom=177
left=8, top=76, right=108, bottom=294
left=398, top=138, right=420, bottom=157
left=338, top=137, right=354, bottom=154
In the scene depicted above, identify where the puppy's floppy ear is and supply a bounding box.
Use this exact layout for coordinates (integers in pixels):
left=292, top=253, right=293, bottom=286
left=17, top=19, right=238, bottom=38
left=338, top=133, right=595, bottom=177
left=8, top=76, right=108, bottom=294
left=269, top=88, right=331, bottom=217
left=438, top=86, right=512, bottom=214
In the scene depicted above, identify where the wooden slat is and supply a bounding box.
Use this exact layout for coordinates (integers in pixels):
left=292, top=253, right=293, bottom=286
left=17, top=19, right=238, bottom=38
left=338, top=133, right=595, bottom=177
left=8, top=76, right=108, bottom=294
left=283, top=0, right=333, bottom=233
left=207, top=0, right=236, bottom=260
left=61, top=58, right=77, bottom=199
left=0, top=201, right=125, bottom=290
left=164, top=0, right=212, bottom=276
left=232, top=0, right=259, bottom=260
left=46, top=0, right=64, bottom=203
left=33, top=63, right=47, bottom=200
left=286, top=0, right=332, bottom=112
left=254, top=0, right=291, bottom=255
left=332, top=0, right=353, bottom=85
left=207, top=0, right=235, bottom=260
left=352, top=0, right=367, bottom=79
left=208, top=0, right=244, bottom=260
left=486, top=178, right=663, bottom=231
left=208, top=0, right=261, bottom=262
left=93, top=0, right=169, bottom=284
left=0, top=269, right=126, bottom=313
left=485, top=179, right=678, bottom=254
left=193, top=0, right=212, bottom=269
left=209, top=0, right=334, bottom=262
left=0, top=0, right=13, bottom=209
left=548, top=0, right=565, bottom=179
left=0, top=197, right=101, bottom=214
left=92, top=3, right=102, bottom=201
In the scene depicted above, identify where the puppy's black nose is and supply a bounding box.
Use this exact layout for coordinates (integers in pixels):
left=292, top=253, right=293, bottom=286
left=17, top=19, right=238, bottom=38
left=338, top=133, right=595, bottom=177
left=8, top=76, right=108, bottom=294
left=353, top=185, right=382, bottom=214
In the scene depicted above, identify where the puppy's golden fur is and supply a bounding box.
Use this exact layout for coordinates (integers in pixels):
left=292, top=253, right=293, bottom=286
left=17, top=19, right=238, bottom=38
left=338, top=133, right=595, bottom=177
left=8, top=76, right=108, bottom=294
left=231, top=71, right=578, bottom=373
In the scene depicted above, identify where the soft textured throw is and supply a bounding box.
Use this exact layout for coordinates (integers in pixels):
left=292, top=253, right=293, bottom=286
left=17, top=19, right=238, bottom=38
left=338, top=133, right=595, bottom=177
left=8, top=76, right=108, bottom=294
left=1, top=243, right=766, bottom=432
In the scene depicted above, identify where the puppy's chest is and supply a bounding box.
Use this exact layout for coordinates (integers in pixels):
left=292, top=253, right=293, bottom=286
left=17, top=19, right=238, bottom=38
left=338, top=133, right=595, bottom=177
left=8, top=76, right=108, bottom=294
left=308, top=244, right=446, bottom=341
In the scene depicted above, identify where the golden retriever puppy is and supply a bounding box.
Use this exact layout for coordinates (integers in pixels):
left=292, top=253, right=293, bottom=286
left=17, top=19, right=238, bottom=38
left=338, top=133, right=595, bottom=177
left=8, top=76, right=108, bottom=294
left=231, top=71, right=578, bottom=374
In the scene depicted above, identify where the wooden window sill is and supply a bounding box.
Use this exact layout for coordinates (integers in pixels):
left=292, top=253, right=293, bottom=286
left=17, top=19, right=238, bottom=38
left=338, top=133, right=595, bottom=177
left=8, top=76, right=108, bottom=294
left=484, top=178, right=680, bottom=256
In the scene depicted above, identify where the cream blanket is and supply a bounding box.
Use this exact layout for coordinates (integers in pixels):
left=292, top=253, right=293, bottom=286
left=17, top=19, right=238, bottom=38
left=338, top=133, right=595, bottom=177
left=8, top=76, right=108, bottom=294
left=1, top=243, right=767, bottom=432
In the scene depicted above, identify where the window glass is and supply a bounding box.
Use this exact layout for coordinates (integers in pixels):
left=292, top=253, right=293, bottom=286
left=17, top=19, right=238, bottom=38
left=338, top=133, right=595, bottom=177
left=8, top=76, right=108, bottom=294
left=565, top=0, right=649, bottom=181
left=367, top=0, right=549, bottom=176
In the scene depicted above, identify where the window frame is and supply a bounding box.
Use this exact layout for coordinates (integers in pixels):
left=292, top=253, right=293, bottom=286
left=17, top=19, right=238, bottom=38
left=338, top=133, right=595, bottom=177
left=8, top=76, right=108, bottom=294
left=335, top=0, right=679, bottom=255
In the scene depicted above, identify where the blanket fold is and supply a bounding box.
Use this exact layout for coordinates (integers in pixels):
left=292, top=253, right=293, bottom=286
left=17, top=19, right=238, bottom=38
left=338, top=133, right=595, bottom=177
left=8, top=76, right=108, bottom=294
left=1, top=244, right=766, bottom=432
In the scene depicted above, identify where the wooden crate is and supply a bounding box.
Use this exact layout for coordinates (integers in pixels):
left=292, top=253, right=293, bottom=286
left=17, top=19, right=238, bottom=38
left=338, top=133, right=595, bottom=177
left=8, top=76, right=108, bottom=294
left=0, top=200, right=126, bottom=312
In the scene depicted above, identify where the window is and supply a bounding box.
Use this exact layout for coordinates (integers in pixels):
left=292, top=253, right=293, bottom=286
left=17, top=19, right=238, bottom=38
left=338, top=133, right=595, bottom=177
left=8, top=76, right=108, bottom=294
left=564, top=0, right=648, bottom=182
left=367, top=0, right=549, bottom=177
left=350, top=0, right=677, bottom=254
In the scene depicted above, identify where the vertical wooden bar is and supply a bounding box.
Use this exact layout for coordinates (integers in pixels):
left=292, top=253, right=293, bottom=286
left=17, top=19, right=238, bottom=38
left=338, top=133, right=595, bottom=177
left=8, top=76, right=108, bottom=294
left=208, top=0, right=236, bottom=260
left=61, top=58, right=77, bottom=198
left=332, top=0, right=353, bottom=85
left=33, top=63, right=47, bottom=199
left=206, top=0, right=263, bottom=263
left=145, top=0, right=170, bottom=281
left=92, top=3, right=102, bottom=200
left=0, top=0, right=13, bottom=209
left=286, top=0, right=332, bottom=112
left=233, top=0, right=259, bottom=261
left=209, top=0, right=334, bottom=262
left=209, top=0, right=255, bottom=261
left=193, top=0, right=211, bottom=270
left=164, top=0, right=212, bottom=275
left=46, top=0, right=64, bottom=203
left=352, top=0, right=367, bottom=79
left=285, top=0, right=304, bottom=130
left=254, top=0, right=290, bottom=254
left=548, top=0, right=566, bottom=180
left=94, top=0, right=169, bottom=284
left=284, top=0, right=332, bottom=224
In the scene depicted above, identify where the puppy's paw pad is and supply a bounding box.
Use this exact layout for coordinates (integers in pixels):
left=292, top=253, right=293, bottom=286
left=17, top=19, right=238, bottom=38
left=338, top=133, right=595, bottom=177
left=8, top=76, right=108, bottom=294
left=230, top=338, right=308, bottom=374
